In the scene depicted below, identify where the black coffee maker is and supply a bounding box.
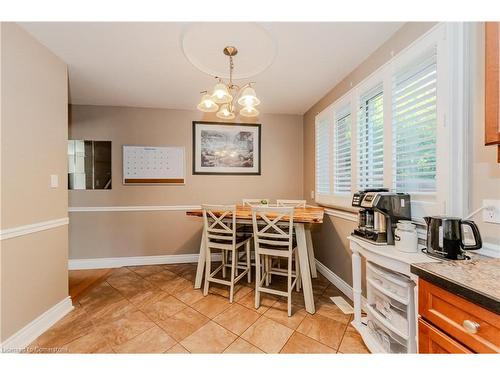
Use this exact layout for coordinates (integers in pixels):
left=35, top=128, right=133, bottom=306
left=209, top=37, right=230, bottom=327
left=423, top=216, right=482, bottom=260
left=352, top=189, right=412, bottom=245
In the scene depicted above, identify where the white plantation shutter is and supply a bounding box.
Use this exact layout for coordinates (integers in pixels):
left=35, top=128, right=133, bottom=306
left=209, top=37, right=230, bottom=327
left=392, top=47, right=437, bottom=193
left=315, top=116, right=330, bottom=195
left=334, top=107, right=352, bottom=194
left=357, top=84, right=384, bottom=189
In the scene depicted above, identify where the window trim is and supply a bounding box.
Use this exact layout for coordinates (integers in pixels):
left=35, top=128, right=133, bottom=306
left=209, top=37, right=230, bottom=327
left=314, top=23, right=466, bottom=221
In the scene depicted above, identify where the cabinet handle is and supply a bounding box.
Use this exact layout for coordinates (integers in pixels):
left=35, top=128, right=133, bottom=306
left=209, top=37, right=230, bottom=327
left=462, top=319, right=480, bottom=334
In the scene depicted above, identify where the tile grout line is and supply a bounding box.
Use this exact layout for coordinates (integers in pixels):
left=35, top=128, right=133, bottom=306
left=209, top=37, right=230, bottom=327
left=335, top=314, right=351, bottom=354
left=118, top=265, right=204, bottom=353
left=59, top=264, right=364, bottom=354
left=93, top=269, right=182, bottom=352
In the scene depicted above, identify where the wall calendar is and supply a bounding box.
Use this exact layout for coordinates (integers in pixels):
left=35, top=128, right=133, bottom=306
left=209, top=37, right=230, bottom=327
left=123, top=146, right=185, bottom=184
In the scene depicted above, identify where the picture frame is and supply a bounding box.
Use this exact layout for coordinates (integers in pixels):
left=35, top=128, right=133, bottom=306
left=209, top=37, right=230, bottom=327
left=192, top=121, right=261, bottom=175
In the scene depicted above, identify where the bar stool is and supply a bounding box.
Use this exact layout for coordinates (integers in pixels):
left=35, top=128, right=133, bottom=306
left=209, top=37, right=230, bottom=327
left=277, top=199, right=317, bottom=279
left=252, top=206, right=301, bottom=316
left=202, top=204, right=252, bottom=303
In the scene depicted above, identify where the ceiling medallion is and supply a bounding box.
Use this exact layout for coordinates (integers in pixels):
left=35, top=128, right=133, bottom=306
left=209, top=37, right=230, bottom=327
left=197, top=46, right=260, bottom=119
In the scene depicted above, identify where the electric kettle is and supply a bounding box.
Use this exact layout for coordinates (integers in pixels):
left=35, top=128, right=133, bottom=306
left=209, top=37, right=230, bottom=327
left=423, top=216, right=482, bottom=260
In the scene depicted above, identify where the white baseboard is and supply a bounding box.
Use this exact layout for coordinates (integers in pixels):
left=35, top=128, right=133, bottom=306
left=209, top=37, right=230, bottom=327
left=1, top=296, right=73, bottom=352
left=315, top=259, right=370, bottom=310
left=68, top=253, right=221, bottom=270
left=315, top=259, right=354, bottom=301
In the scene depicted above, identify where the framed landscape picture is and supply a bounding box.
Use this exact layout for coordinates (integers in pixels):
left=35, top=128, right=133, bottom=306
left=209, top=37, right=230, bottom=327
left=192, top=121, right=261, bottom=175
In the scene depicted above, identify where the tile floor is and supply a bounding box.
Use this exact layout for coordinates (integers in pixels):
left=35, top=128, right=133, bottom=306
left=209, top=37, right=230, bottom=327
left=27, top=263, right=369, bottom=354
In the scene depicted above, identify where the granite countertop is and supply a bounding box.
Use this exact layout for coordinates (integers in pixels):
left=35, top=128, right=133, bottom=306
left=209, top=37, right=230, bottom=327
left=411, top=257, right=500, bottom=314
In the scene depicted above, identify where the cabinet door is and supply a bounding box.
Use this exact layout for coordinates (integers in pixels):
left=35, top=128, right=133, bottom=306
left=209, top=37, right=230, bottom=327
left=419, top=279, right=500, bottom=353
left=485, top=22, right=500, bottom=162
left=419, top=319, right=472, bottom=354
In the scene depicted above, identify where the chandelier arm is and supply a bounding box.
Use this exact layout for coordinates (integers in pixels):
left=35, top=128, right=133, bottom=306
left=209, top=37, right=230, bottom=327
left=235, top=82, right=256, bottom=97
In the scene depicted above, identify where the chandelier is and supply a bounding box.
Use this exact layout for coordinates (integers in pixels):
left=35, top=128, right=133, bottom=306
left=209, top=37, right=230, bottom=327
left=197, top=46, right=261, bottom=119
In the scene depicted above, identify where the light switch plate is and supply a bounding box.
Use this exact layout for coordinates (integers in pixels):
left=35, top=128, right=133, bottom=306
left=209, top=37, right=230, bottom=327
left=483, top=200, right=500, bottom=224
left=50, top=174, right=59, bottom=188
left=311, top=190, right=315, bottom=199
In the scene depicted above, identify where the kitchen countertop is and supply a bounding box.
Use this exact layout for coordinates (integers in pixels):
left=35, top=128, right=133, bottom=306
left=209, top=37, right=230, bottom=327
left=411, top=256, right=500, bottom=314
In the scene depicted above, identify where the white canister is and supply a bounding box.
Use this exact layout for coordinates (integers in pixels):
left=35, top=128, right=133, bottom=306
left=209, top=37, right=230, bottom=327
left=394, top=220, right=418, bottom=253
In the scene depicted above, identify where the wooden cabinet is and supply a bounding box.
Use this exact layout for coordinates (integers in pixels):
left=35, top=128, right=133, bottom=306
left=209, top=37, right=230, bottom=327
left=418, top=279, right=500, bottom=353
left=485, top=22, right=500, bottom=162
left=419, top=318, right=472, bottom=353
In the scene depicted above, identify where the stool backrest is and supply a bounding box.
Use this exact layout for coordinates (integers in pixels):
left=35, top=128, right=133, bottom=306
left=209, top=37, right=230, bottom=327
left=242, top=198, right=270, bottom=207
left=276, top=199, right=307, bottom=208
left=251, top=206, right=294, bottom=253
left=202, top=204, right=236, bottom=247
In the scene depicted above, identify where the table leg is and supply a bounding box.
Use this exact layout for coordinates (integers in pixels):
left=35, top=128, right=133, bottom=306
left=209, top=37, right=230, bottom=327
left=352, top=250, right=362, bottom=325
left=194, top=231, right=206, bottom=289
left=305, top=226, right=317, bottom=278
left=295, top=223, right=315, bottom=314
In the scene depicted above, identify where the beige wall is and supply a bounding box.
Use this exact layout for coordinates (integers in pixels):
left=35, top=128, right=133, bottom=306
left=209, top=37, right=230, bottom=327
left=1, top=23, right=68, bottom=341
left=470, top=23, right=500, bottom=246
left=303, top=23, right=437, bottom=285
left=68, top=105, right=303, bottom=259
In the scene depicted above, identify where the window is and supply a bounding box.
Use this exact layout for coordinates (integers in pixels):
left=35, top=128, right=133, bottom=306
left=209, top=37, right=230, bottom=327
left=315, top=116, right=330, bottom=195
left=357, top=84, right=384, bottom=190
left=334, top=107, right=352, bottom=194
left=392, top=47, right=437, bottom=193
left=314, top=24, right=455, bottom=218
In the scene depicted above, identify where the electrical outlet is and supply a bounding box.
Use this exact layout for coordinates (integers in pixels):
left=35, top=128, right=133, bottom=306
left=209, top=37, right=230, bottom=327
left=311, top=190, right=315, bottom=199
left=483, top=200, right=500, bottom=224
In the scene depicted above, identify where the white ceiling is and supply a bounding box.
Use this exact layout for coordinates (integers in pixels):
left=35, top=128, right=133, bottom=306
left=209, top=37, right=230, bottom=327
left=19, top=22, right=403, bottom=115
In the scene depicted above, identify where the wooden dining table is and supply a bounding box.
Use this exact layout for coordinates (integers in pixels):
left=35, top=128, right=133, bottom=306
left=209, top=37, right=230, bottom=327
left=186, top=205, right=325, bottom=314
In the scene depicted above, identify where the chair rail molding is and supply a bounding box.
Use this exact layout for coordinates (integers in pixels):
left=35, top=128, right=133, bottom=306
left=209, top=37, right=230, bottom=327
left=306, top=204, right=358, bottom=223
left=324, top=208, right=358, bottom=222
left=0, top=217, right=69, bottom=241
left=68, top=205, right=202, bottom=212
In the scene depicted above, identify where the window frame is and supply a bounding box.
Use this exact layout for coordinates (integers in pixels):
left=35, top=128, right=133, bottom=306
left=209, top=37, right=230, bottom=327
left=314, top=24, right=454, bottom=220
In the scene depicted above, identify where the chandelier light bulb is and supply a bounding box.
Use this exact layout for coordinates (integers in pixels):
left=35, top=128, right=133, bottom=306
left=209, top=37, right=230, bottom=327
left=237, top=86, right=260, bottom=107
left=212, top=82, right=232, bottom=104
left=216, top=104, right=235, bottom=120
left=197, top=94, right=218, bottom=112
left=239, top=106, right=259, bottom=117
